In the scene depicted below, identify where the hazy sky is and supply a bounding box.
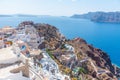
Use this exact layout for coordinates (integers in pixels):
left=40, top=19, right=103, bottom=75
left=0, top=0, right=120, bottom=16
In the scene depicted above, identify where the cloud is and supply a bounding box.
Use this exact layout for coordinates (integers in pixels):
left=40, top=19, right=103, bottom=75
left=71, top=0, right=77, bottom=2
left=58, top=0, right=77, bottom=2
left=58, top=0, right=62, bottom=1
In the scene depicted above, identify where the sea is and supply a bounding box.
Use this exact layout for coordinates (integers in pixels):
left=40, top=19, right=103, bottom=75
left=0, top=16, right=120, bottom=67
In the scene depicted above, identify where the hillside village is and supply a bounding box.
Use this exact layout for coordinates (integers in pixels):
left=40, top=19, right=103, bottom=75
left=0, top=21, right=120, bottom=80
left=0, top=22, right=70, bottom=80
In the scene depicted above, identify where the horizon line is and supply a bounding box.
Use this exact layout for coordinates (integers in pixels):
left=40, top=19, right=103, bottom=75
left=0, top=11, right=120, bottom=16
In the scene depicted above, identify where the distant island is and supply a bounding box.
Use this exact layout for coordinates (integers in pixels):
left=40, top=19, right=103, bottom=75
left=71, top=12, right=120, bottom=23
left=0, top=14, right=37, bottom=17
left=0, top=15, right=12, bottom=17
left=0, top=14, right=52, bottom=17
left=15, top=14, right=37, bottom=17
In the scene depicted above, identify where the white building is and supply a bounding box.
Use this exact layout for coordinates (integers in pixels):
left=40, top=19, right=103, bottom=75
left=65, top=44, right=75, bottom=52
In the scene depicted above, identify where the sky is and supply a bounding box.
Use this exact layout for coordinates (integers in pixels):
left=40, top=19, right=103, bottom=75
left=0, top=0, right=120, bottom=16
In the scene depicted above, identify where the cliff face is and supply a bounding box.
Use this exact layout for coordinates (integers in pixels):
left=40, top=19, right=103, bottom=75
left=71, top=12, right=120, bottom=23
left=67, top=38, right=118, bottom=79
left=34, top=23, right=65, bottom=50
left=19, top=21, right=120, bottom=80
left=91, top=12, right=120, bottom=23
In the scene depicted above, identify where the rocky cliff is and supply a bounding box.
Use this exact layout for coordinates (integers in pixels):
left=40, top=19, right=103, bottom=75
left=19, top=21, right=120, bottom=80
left=71, top=12, right=120, bottom=23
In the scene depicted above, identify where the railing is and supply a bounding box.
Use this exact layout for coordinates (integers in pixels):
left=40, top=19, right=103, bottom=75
left=29, top=65, right=43, bottom=80
left=20, top=53, right=44, bottom=80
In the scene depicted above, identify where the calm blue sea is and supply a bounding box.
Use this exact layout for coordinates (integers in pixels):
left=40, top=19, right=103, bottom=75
left=0, top=16, right=120, bottom=66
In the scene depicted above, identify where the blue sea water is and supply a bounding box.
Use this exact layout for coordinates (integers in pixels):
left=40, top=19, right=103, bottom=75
left=0, top=16, right=120, bottom=66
